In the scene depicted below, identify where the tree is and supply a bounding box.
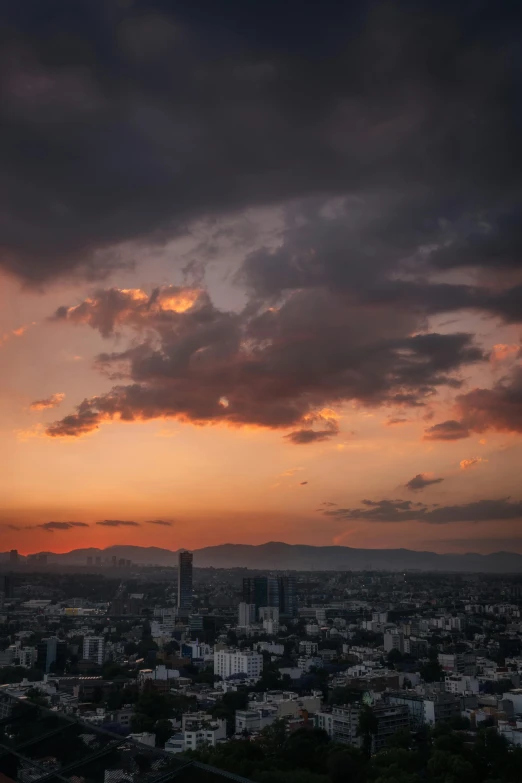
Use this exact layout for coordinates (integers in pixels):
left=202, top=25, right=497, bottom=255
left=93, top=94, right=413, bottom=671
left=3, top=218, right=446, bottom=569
left=154, top=719, right=174, bottom=747
left=328, top=686, right=362, bottom=706
left=327, top=745, right=367, bottom=783
left=387, top=649, right=404, bottom=667
left=419, top=658, right=443, bottom=683
left=91, top=686, right=103, bottom=704
left=283, top=728, right=330, bottom=774
left=25, top=687, right=49, bottom=708
left=357, top=705, right=379, bottom=758
left=427, top=750, right=475, bottom=783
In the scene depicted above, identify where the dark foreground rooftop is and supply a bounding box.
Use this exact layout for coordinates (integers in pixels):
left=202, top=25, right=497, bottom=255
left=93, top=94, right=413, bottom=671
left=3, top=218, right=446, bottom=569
left=0, top=693, right=251, bottom=783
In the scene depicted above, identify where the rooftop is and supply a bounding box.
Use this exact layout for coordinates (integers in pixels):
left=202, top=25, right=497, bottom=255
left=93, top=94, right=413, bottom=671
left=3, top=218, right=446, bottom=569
left=0, top=693, right=252, bottom=783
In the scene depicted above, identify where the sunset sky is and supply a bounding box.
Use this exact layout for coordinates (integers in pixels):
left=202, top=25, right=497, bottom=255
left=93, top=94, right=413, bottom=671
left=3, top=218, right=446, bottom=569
left=1, top=0, right=521, bottom=556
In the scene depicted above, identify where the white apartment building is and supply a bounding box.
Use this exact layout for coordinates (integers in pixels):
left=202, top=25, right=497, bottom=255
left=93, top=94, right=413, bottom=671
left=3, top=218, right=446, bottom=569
left=138, top=665, right=180, bottom=685
left=384, top=631, right=404, bottom=654
left=238, top=603, right=257, bottom=627
left=263, top=619, right=279, bottom=635
left=214, top=649, right=263, bottom=681
left=165, top=715, right=227, bottom=753
left=259, top=606, right=279, bottom=623
left=299, top=641, right=319, bottom=656
left=315, top=711, right=334, bottom=737
left=19, top=647, right=37, bottom=668
left=83, top=636, right=105, bottom=665
left=235, top=707, right=278, bottom=734
left=445, top=675, right=479, bottom=695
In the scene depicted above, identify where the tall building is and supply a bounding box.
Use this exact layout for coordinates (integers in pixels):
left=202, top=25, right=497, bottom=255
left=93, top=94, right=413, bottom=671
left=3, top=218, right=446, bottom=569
left=242, top=576, right=297, bottom=617
left=83, top=636, right=105, bottom=666
left=384, top=631, right=404, bottom=654
left=277, top=575, right=297, bottom=617
left=37, top=637, right=67, bottom=673
left=0, top=575, right=13, bottom=599
left=214, top=649, right=263, bottom=680
left=242, top=577, right=269, bottom=609
left=238, top=602, right=256, bottom=627
left=177, top=550, right=193, bottom=612
left=9, top=550, right=18, bottom=564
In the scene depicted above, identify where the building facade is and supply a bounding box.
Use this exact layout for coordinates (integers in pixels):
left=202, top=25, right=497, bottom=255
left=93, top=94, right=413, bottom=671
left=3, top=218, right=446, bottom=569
left=36, top=638, right=67, bottom=673
left=214, top=649, right=263, bottom=680
left=177, top=550, right=193, bottom=612
left=83, top=636, right=105, bottom=666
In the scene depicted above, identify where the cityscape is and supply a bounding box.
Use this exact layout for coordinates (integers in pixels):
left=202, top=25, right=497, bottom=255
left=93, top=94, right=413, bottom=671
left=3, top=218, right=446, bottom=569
left=0, top=553, right=520, bottom=781
left=1, top=1, right=522, bottom=782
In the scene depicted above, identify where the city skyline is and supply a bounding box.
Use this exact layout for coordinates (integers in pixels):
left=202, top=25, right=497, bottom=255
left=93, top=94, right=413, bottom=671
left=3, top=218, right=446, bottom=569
left=1, top=1, right=522, bottom=557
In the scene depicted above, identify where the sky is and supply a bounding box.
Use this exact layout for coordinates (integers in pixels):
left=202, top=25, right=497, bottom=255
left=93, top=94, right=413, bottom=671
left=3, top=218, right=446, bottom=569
left=1, top=0, right=522, bottom=556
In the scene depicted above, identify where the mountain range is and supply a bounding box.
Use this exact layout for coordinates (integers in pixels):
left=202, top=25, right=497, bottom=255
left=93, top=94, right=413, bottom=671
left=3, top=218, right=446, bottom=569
left=2, top=542, right=522, bottom=572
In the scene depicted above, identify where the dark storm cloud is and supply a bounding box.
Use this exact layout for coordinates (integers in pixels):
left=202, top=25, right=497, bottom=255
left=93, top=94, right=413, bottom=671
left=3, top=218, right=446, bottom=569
left=406, top=474, right=444, bottom=491
left=96, top=519, right=140, bottom=527
left=428, top=212, right=522, bottom=271
left=323, top=497, right=522, bottom=524
left=424, top=419, right=471, bottom=441
left=45, top=287, right=485, bottom=438
left=455, top=367, right=522, bottom=434
left=425, top=367, right=522, bottom=440
left=1, top=0, right=521, bottom=295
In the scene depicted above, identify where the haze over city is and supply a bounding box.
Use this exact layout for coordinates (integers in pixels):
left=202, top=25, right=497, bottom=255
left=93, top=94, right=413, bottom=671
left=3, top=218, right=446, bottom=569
left=1, top=0, right=522, bottom=557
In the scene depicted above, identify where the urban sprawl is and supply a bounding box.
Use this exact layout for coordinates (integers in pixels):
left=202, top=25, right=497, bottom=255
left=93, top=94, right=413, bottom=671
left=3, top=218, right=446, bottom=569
left=1, top=551, right=522, bottom=782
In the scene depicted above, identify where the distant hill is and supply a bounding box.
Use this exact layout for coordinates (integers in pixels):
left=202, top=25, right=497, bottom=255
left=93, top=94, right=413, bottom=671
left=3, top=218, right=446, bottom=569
left=1, top=542, right=522, bottom=572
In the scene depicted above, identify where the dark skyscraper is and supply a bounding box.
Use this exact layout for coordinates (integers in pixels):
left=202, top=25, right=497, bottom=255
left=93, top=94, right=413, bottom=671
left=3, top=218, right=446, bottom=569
left=277, top=575, right=297, bottom=617
left=0, top=575, right=13, bottom=599
left=242, top=577, right=269, bottom=610
left=177, top=550, right=193, bottom=612
left=9, top=550, right=18, bottom=564
left=243, top=575, right=297, bottom=616
left=37, top=637, right=67, bottom=673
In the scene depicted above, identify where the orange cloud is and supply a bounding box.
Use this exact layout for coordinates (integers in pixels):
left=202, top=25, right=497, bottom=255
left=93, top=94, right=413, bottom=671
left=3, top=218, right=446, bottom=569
left=1, top=323, right=35, bottom=345
left=30, top=392, right=65, bottom=411
left=490, top=343, right=519, bottom=364
left=460, top=457, right=488, bottom=471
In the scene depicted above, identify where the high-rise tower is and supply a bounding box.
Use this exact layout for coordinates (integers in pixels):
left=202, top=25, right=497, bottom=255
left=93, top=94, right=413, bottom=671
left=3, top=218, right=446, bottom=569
left=177, top=550, right=193, bottom=612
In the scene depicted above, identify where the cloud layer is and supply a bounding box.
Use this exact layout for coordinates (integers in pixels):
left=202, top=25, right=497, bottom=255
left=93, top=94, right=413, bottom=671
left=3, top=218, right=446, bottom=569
left=1, top=1, right=521, bottom=295
left=45, top=286, right=485, bottom=440
left=5, top=2, right=522, bottom=455
left=5, top=521, right=88, bottom=533
left=323, top=498, right=522, bottom=525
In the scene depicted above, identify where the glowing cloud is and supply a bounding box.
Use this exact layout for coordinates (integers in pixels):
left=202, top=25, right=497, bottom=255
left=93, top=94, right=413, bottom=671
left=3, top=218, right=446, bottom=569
left=30, top=393, right=65, bottom=411
left=460, top=457, right=488, bottom=471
